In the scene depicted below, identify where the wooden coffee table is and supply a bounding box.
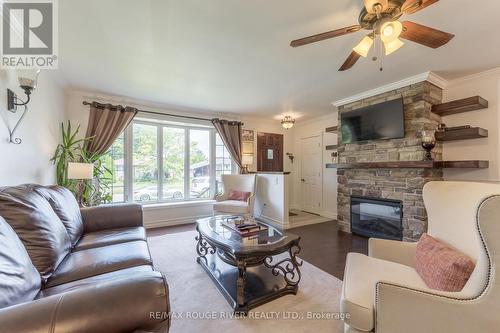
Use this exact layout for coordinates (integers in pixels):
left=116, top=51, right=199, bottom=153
left=195, top=216, right=302, bottom=314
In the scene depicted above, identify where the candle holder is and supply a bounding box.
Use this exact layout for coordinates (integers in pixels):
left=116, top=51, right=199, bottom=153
left=421, top=130, right=436, bottom=161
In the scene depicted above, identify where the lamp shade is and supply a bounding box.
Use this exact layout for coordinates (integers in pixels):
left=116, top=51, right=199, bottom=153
left=242, top=155, right=254, bottom=166
left=16, top=69, right=41, bottom=90
left=67, top=162, right=94, bottom=180
left=353, top=35, right=374, bottom=58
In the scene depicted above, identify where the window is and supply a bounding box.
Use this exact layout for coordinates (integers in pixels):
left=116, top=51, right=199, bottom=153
left=101, top=118, right=235, bottom=204
left=163, top=127, right=185, bottom=200
left=215, top=133, right=235, bottom=194
left=133, top=123, right=158, bottom=202
left=104, top=132, right=125, bottom=203
left=190, top=129, right=211, bottom=199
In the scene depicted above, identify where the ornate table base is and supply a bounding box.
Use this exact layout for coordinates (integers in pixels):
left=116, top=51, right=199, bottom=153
left=196, top=232, right=302, bottom=314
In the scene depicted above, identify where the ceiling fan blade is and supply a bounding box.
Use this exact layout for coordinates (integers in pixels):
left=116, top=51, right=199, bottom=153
left=402, top=0, right=439, bottom=14
left=339, top=51, right=361, bottom=71
left=399, top=21, right=454, bottom=49
left=290, top=25, right=362, bottom=48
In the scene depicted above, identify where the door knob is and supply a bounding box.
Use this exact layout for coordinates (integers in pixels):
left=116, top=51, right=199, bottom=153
left=301, top=179, right=305, bottom=182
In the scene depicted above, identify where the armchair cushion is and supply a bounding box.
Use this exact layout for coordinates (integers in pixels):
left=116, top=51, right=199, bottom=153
left=416, top=233, right=475, bottom=292
left=228, top=190, right=251, bottom=202
left=213, top=200, right=249, bottom=214
left=341, top=253, right=429, bottom=332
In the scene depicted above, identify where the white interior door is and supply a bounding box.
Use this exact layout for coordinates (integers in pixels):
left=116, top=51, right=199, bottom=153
left=301, top=135, right=322, bottom=214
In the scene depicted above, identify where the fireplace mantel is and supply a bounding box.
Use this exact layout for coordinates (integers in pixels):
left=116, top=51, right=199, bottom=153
left=336, top=160, right=489, bottom=169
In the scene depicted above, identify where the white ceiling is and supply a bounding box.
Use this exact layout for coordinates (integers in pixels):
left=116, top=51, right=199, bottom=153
left=59, top=0, right=500, bottom=120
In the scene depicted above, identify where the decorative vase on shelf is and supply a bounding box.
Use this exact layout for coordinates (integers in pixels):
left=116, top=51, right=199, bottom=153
left=421, top=130, right=436, bottom=161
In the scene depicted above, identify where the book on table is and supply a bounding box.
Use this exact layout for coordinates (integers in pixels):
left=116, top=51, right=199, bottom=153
left=221, top=217, right=268, bottom=237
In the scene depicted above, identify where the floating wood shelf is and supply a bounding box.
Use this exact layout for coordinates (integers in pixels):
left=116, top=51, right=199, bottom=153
left=326, top=163, right=338, bottom=169
left=436, top=127, right=488, bottom=141
left=325, top=145, right=338, bottom=151
left=337, top=160, right=489, bottom=169
left=432, top=96, right=488, bottom=116
left=325, top=126, right=338, bottom=133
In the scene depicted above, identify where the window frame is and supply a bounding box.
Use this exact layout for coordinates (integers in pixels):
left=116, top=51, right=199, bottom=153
left=115, top=118, right=235, bottom=205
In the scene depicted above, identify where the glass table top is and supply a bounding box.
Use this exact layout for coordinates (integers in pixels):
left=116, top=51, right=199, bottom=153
left=196, top=215, right=298, bottom=252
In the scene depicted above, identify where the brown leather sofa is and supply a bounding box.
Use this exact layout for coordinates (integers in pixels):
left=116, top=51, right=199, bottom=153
left=0, top=184, right=170, bottom=333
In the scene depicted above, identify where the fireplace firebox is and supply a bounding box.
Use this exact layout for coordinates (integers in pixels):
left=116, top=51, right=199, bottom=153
left=350, top=197, right=403, bottom=241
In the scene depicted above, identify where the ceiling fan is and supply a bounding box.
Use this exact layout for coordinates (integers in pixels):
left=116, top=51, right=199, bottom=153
left=290, top=0, right=455, bottom=71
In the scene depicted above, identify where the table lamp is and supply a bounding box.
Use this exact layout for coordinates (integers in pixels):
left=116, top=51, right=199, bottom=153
left=67, top=162, right=94, bottom=206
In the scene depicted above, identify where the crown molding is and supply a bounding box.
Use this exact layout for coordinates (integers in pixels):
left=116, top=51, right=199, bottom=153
left=332, top=71, right=449, bottom=107
left=447, top=66, right=500, bottom=86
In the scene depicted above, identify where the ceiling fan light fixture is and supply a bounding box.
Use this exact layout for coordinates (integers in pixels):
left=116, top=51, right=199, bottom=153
left=380, top=20, right=403, bottom=43
left=384, top=38, right=405, bottom=55
left=353, top=35, right=374, bottom=58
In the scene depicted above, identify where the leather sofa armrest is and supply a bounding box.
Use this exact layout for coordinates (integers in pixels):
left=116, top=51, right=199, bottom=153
left=0, top=272, right=170, bottom=333
left=81, top=203, right=143, bottom=233
left=368, top=238, right=417, bottom=268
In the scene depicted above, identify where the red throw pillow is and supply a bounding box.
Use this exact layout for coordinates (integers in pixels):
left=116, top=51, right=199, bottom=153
left=415, top=233, right=476, bottom=292
left=228, top=190, right=251, bottom=202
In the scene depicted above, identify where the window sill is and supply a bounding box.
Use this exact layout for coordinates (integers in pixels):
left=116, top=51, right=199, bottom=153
left=142, top=200, right=216, bottom=211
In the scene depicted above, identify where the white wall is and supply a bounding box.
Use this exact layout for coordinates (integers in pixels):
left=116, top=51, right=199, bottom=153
left=442, top=68, right=500, bottom=182
left=290, top=113, right=338, bottom=219
left=253, top=173, right=290, bottom=228
left=0, top=70, right=65, bottom=185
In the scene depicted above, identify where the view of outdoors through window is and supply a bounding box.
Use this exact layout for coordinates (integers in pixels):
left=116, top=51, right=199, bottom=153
left=133, top=123, right=158, bottom=202
left=190, top=129, right=210, bottom=199
left=101, top=120, right=233, bottom=204
left=215, top=134, right=233, bottom=194
left=103, top=132, right=125, bottom=203
left=163, top=127, right=185, bottom=200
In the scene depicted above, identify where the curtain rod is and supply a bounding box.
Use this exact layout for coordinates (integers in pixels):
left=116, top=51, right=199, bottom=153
left=82, top=101, right=215, bottom=123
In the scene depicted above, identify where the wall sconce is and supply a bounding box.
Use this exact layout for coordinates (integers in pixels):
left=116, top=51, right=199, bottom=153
left=6, top=69, right=41, bottom=144
left=286, top=152, right=295, bottom=164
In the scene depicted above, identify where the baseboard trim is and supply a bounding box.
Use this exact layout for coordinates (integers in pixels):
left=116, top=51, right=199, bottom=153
left=288, top=217, right=331, bottom=229
left=320, top=211, right=337, bottom=220
left=259, top=214, right=291, bottom=230
left=145, top=214, right=212, bottom=229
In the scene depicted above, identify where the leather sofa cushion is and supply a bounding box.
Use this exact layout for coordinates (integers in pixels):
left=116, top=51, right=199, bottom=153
left=213, top=200, right=249, bottom=214
left=38, top=265, right=153, bottom=298
left=73, top=226, right=146, bottom=251
left=35, top=185, right=84, bottom=247
left=3, top=271, right=170, bottom=333
left=0, top=217, right=41, bottom=309
left=45, top=240, right=152, bottom=288
left=0, top=185, right=72, bottom=281
left=341, top=253, right=429, bottom=332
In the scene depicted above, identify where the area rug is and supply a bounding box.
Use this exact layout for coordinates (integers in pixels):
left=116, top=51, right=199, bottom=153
left=148, top=231, right=345, bottom=333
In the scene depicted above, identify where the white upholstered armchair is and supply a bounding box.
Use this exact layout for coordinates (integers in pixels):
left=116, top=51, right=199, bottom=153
left=213, top=174, right=256, bottom=217
left=341, top=181, right=500, bottom=333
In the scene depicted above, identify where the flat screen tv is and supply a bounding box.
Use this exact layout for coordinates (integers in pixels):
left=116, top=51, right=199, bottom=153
left=341, top=98, right=405, bottom=144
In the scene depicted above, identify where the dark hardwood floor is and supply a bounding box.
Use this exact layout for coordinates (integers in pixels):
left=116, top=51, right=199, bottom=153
left=146, top=220, right=368, bottom=281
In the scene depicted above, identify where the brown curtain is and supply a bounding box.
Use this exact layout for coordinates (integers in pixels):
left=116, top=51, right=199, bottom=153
left=212, top=118, right=243, bottom=172
left=84, top=102, right=138, bottom=156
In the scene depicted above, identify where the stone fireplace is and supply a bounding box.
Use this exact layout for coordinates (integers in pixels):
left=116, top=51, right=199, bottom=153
left=337, top=81, right=444, bottom=241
